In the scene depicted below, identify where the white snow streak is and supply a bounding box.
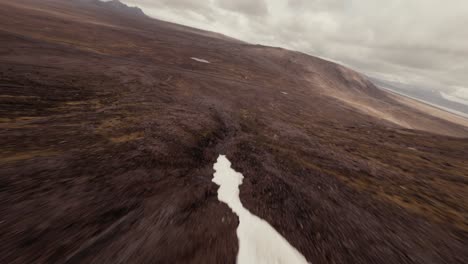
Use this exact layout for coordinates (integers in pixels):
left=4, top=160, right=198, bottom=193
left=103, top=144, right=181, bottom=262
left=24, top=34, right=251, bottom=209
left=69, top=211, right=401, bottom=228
left=440, top=91, right=468, bottom=106
left=212, top=155, right=309, bottom=264
left=191, top=57, right=210, bottom=63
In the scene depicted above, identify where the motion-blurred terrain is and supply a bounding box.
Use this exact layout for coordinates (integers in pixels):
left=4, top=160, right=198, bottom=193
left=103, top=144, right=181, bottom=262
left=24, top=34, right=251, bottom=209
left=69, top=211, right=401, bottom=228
left=1, top=0, right=467, bottom=263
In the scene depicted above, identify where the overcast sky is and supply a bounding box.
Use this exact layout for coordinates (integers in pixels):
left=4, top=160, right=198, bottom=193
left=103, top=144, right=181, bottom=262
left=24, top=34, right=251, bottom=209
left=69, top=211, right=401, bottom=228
left=120, top=0, right=468, bottom=102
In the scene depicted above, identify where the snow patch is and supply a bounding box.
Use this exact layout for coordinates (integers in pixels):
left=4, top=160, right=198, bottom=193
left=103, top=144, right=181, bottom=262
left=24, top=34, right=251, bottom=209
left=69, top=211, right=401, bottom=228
left=281, top=91, right=288, bottom=95
left=440, top=91, right=468, bottom=106
left=191, top=57, right=210, bottom=63
left=212, top=155, right=309, bottom=264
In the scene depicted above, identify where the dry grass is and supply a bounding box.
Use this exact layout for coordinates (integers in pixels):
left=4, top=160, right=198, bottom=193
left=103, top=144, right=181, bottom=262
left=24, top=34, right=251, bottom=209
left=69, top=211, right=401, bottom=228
left=110, top=132, right=144, bottom=143
left=0, top=150, right=59, bottom=163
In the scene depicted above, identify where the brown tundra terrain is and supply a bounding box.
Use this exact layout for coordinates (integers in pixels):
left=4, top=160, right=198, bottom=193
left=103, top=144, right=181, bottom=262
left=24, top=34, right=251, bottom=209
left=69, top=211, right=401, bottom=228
left=0, top=0, right=467, bottom=263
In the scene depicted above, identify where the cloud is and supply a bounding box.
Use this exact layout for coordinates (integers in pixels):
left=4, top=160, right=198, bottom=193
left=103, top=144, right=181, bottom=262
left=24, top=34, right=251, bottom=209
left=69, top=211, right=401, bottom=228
left=215, top=0, right=268, bottom=16
left=121, top=0, right=468, bottom=92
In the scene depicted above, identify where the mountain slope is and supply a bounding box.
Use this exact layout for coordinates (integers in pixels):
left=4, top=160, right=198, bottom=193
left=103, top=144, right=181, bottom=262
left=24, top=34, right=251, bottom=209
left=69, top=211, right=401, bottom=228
left=1, top=0, right=467, bottom=263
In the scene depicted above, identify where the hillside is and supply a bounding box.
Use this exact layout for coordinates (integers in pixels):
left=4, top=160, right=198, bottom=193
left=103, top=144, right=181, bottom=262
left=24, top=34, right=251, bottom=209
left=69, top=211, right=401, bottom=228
left=0, top=0, right=467, bottom=263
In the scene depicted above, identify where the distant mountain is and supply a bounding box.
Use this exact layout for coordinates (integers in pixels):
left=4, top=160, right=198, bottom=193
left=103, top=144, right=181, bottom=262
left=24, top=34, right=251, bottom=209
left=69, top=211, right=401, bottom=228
left=370, top=77, right=468, bottom=118
left=75, top=0, right=146, bottom=16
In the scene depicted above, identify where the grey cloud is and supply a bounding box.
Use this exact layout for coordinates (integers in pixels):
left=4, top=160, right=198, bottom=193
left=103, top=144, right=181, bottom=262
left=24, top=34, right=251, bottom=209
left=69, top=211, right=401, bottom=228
left=215, top=0, right=268, bottom=16
left=287, top=0, right=345, bottom=11
left=126, top=0, right=208, bottom=11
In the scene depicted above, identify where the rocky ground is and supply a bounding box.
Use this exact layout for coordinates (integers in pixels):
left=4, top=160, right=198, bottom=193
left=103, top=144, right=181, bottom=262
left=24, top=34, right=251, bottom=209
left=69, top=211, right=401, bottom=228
left=1, top=0, right=467, bottom=263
